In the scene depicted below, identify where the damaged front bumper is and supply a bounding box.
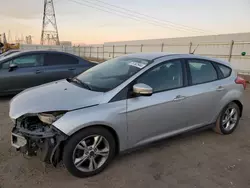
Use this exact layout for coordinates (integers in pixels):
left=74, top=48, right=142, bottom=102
left=11, top=117, right=68, bottom=166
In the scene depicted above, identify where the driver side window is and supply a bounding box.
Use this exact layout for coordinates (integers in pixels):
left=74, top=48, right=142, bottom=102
left=1, top=61, right=10, bottom=69
left=136, top=60, right=183, bottom=92
left=12, top=54, right=44, bottom=68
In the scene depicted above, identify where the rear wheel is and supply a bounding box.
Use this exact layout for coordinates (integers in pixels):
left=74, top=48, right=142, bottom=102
left=214, top=102, right=240, bottom=135
left=63, top=127, right=116, bottom=178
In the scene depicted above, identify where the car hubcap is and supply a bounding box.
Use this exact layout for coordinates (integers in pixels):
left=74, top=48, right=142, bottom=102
left=222, top=107, right=238, bottom=131
left=73, top=135, right=110, bottom=172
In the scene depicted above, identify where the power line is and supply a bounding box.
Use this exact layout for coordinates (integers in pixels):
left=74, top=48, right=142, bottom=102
left=68, top=0, right=205, bottom=34
left=67, top=0, right=148, bottom=25
left=92, top=0, right=216, bottom=34
left=67, top=0, right=182, bottom=31
left=80, top=0, right=206, bottom=34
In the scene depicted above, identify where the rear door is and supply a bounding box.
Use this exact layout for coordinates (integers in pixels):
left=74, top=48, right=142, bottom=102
left=0, top=53, right=45, bottom=93
left=184, top=59, right=227, bottom=127
left=42, top=53, right=80, bottom=83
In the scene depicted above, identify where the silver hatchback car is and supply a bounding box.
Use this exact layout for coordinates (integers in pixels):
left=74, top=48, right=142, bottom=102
left=9, top=53, right=246, bottom=178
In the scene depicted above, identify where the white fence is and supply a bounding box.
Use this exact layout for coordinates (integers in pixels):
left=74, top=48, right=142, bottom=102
left=21, top=41, right=250, bottom=74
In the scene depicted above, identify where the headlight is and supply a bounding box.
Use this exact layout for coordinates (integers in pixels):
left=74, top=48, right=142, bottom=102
left=38, top=112, right=65, bottom=125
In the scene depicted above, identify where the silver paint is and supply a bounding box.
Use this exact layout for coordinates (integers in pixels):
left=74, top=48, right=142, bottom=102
left=9, top=53, right=244, bottom=152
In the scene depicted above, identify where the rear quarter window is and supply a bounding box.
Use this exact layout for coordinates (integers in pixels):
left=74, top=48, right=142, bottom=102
left=217, top=64, right=231, bottom=78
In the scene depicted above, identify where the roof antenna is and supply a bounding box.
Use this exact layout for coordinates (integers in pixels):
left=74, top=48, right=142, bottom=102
left=190, top=44, right=199, bottom=54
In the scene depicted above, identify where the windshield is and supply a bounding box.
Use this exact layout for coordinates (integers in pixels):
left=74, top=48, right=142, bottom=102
left=76, top=56, right=150, bottom=92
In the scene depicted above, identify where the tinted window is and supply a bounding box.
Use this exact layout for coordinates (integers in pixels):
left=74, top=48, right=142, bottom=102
left=0, top=50, right=19, bottom=60
left=137, top=60, right=183, bottom=92
left=1, top=62, right=10, bottom=69
left=2, top=54, right=44, bottom=69
left=217, top=64, right=231, bottom=78
left=188, top=60, right=218, bottom=85
left=45, top=53, right=78, bottom=66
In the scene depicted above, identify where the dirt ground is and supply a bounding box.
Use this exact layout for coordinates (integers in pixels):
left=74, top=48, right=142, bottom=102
left=0, top=88, right=250, bottom=188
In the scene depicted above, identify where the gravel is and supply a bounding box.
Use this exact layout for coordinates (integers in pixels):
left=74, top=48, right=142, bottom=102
left=1, top=88, right=250, bottom=188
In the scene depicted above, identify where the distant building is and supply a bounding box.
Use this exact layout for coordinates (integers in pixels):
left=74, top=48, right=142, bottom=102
left=60, top=41, right=72, bottom=46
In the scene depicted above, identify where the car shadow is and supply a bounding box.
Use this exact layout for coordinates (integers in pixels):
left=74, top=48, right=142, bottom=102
left=0, top=95, right=15, bottom=101
left=115, top=126, right=214, bottom=162
left=42, top=127, right=214, bottom=180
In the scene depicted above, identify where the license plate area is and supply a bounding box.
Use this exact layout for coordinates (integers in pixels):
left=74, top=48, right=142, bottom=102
left=11, top=133, right=27, bottom=149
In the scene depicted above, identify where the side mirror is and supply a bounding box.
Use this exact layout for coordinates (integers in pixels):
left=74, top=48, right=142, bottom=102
left=9, top=63, right=18, bottom=72
left=133, top=83, right=153, bottom=96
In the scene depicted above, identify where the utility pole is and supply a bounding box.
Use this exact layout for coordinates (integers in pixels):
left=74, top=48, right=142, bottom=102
left=40, top=0, right=60, bottom=45
left=25, top=35, right=33, bottom=44
left=2, top=33, right=7, bottom=44
left=8, top=30, right=12, bottom=43
left=21, top=34, right=24, bottom=44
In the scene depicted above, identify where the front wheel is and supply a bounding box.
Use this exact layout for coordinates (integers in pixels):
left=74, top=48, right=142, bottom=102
left=63, top=127, right=116, bottom=178
left=214, top=102, right=240, bottom=135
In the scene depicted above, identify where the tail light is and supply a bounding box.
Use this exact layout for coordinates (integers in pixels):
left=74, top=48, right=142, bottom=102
left=235, top=76, right=247, bottom=90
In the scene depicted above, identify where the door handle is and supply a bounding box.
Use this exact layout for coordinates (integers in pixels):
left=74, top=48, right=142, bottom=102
left=35, top=70, right=42, bottom=74
left=216, top=86, right=225, bottom=91
left=68, top=68, right=76, bottom=71
left=173, top=95, right=186, bottom=101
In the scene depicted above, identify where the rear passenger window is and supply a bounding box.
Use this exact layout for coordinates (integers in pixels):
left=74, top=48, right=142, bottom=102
left=45, top=54, right=78, bottom=66
left=188, top=60, right=218, bottom=85
left=217, top=64, right=231, bottom=78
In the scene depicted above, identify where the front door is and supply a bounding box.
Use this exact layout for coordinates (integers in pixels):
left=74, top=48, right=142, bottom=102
left=127, top=59, right=190, bottom=148
left=0, top=54, right=45, bottom=94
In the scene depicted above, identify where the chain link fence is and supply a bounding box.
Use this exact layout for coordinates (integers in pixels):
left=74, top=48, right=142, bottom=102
left=21, top=41, right=250, bottom=74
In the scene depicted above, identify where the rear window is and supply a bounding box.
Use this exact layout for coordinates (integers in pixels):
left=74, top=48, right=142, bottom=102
left=217, top=64, right=231, bottom=78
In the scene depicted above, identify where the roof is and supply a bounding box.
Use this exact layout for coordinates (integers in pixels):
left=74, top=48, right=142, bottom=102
left=0, top=49, right=83, bottom=62
left=121, top=52, right=231, bottom=66
left=123, top=52, right=171, bottom=60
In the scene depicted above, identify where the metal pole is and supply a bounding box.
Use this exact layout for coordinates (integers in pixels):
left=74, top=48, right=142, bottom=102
left=78, top=45, right=80, bottom=57
left=228, top=40, right=234, bottom=62
left=112, top=45, right=115, bottom=58
left=97, top=47, right=99, bottom=60
left=161, top=43, right=164, bottom=52
left=125, top=44, right=127, bottom=54
left=189, top=42, right=192, bottom=54
left=103, top=45, right=105, bottom=60
left=140, top=44, right=143, bottom=52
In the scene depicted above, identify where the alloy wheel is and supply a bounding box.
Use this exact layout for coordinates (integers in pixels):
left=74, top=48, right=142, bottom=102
left=72, top=135, right=110, bottom=172
left=222, top=107, right=238, bottom=131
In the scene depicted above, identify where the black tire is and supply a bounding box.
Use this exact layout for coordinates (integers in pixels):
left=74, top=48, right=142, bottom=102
left=63, top=126, right=116, bottom=178
left=213, top=102, right=240, bottom=135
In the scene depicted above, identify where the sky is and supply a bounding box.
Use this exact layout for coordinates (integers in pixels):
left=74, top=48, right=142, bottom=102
left=0, top=0, right=250, bottom=44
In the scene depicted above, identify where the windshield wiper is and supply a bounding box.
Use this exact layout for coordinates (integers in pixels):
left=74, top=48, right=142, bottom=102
left=67, top=78, right=92, bottom=90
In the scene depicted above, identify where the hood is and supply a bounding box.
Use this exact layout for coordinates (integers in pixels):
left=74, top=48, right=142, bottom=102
left=9, top=79, right=104, bottom=119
